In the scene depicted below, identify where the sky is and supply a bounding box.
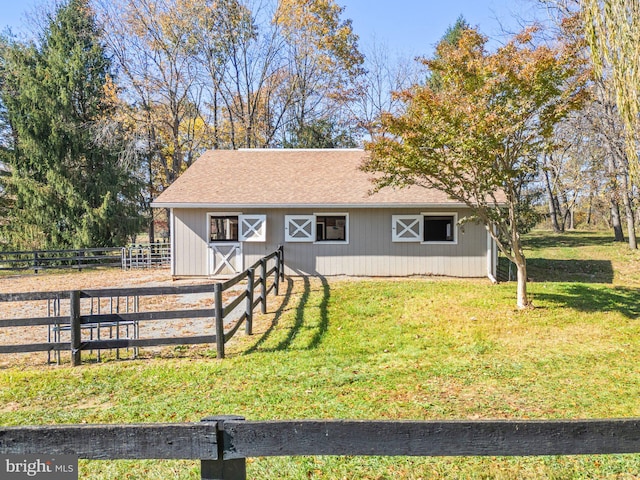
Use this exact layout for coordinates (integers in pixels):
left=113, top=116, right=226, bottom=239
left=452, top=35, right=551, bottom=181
left=338, top=0, right=545, bottom=58
left=0, top=0, right=544, bottom=58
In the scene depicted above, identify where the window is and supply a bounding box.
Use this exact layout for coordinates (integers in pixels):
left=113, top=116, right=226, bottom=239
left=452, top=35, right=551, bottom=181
left=209, top=215, right=238, bottom=242
left=423, top=215, right=456, bottom=243
left=239, top=215, right=267, bottom=242
left=285, top=215, right=315, bottom=242
left=392, top=215, right=422, bottom=242
left=285, top=214, right=348, bottom=243
left=316, top=215, right=346, bottom=242
left=391, top=213, right=458, bottom=244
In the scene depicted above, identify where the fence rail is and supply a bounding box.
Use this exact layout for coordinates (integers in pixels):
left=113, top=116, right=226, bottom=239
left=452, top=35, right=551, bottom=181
left=496, top=254, right=516, bottom=282
left=0, top=246, right=284, bottom=364
left=0, top=247, right=124, bottom=273
left=1, top=416, right=639, bottom=479
left=122, top=243, right=171, bottom=269
left=0, top=243, right=171, bottom=273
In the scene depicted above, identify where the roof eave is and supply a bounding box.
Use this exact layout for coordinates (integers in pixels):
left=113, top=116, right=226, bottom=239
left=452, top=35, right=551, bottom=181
left=150, top=201, right=505, bottom=209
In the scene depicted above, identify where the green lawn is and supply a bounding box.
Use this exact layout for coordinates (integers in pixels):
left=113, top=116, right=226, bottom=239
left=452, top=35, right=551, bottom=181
left=2, top=230, right=640, bottom=478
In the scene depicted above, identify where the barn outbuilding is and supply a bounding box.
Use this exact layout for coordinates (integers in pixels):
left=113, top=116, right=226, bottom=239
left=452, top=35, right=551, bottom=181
left=151, top=149, right=498, bottom=279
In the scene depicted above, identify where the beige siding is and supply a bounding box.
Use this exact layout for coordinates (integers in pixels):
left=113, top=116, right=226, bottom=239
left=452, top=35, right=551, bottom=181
left=172, top=207, right=490, bottom=278
left=172, top=209, right=209, bottom=276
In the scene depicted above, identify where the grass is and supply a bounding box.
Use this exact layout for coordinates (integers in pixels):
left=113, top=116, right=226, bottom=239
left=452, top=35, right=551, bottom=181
left=2, top=230, right=640, bottom=478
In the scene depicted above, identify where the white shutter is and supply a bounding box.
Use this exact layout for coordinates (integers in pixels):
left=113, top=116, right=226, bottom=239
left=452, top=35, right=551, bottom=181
left=239, top=214, right=266, bottom=242
left=392, top=215, right=422, bottom=242
left=285, top=215, right=315, bottom=242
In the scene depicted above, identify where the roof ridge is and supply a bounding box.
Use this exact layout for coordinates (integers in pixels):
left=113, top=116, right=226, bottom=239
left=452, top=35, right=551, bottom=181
left=236, top=148, right=364, bottom=152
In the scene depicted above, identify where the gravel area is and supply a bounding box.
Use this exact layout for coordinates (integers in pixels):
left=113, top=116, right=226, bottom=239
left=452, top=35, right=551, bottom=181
left=0, top=268, right=244, bottom=367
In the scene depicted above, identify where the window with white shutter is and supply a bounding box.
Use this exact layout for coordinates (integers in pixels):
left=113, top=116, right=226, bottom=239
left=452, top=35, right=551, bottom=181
left=285, top=215, right=315, bottom=242
left=238, top=214, right=266, bottom=242
left=392, top=215, right=422, bottom=242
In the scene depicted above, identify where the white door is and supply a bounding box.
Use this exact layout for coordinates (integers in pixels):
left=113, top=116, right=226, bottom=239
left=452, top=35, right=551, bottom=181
left=208, top=242, right=243, bottom=276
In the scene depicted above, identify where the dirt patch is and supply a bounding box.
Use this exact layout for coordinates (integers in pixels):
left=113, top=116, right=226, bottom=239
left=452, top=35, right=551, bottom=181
left=0, top=268, right=244, bottom=368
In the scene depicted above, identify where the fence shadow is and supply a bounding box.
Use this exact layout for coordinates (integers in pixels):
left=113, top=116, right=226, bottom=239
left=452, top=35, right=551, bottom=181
left=243, top=277, right=295, bottom=355
left=244, top=276, right=330, bottom=354
left=535, top=284, right=640, bottom=319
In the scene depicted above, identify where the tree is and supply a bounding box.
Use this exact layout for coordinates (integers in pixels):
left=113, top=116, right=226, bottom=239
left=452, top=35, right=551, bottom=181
left=97, top=0, right=364, bottom=240
left=0, top=0, right=143, bottom=250
left=427, top=15, right=471, bottom=92
left=587, top=80, right=637, bottom=247
left=0, top=35, right=16, bottom=241
left=275, top=0, right=364, bottom=138
left=364, top=27, right=587, bottom=308
left=581, top=0, right=640, bottom=175
left=283, top=119, right=357, bottom=148
left=541, top=3, right=637, bottom=245
left=350, top=39, right=419, bottom=141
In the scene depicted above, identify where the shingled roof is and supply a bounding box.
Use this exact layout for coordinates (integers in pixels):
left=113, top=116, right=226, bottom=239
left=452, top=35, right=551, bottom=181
left=151, top=148, right=466, bottom=208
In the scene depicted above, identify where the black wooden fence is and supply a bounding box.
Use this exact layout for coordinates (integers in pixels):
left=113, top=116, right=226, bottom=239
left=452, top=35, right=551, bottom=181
left=0, top=247, right=124, bottom=273
left=0, top=243, right=171, bottom=273
left=0, top=246, right=284, bottom=364
left=496, top=253, right=516, bottom=282
left=1, top=416, right=640, bottom=479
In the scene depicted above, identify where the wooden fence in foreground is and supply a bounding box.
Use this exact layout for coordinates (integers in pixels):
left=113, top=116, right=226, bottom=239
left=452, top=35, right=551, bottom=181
left=1, top=416, right=640, bottom=479
left=0, top=246, right=284, bottom=364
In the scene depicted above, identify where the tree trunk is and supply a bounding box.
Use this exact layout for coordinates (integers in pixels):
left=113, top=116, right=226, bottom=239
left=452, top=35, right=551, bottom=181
left=610, top=199, right=625, bottom=242
left=619, top=170, right=637, bottom=249
left=148, top=215, right=156, bottom=244
left=544, top=168, right=562, bottom=232
left=586, top=192, right=593, bottom=225
left=516, top=260, right=528, bottom=309
left=605, top=148, right=626, bottom=242
left=509, top=217, right=529, bottom=309
left=569, top=207, right=575, bottom=230
left=622, top=195, right=637, bottom=249
left=165, top=207, right=171, bottom=242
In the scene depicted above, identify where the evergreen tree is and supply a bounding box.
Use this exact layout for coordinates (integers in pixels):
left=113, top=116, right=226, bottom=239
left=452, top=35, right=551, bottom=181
left=1, top=0, right=143, bottom=250
left=427, top=15, right=471, bottom=91
left=283, top=119, right=358, bottom=148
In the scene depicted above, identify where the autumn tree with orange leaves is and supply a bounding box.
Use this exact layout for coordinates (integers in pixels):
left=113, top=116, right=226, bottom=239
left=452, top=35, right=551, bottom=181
left=364, top=28, right=588, bottom=308
left=95, top=0, right=363, bottom=240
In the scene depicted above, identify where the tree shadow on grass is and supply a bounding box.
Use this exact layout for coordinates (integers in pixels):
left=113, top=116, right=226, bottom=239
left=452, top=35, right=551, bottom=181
left=535, top=284, right=640, bottom=319
left=525, top=231, right=614, bottom=250
left=527, top=258, right=614, bottom=283
left=244, top=276, right=330, bottom=354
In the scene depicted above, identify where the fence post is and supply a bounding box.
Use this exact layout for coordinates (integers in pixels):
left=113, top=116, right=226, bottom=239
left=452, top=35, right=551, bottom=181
left=77, top=250, right=84, bottom=271
left=33, top=252, right=39, bottom=274
left=260, top=258, right=267, bottom=314
left=70, top=290, right=81, bottom=366
left=245, top=269, right=255, bottom=335
left=200, top=416, right=246, bottom=480
left=214, top=283, right=225, bottom=359
left=278, top=245, right=285, bottom=283
left=273, top=253, right=280, bottom=297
